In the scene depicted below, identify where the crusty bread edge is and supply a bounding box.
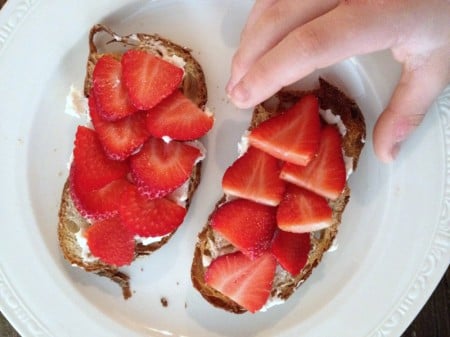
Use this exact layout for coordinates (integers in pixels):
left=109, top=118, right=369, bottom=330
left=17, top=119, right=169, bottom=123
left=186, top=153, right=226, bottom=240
left=58, top=24, right=207, bottom=299
left=191, top=78, right=366, bottom=313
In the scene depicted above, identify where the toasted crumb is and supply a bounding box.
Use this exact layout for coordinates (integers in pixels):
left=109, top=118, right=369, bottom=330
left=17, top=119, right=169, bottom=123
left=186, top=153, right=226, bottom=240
left=160, top=297, right=168, bottom=307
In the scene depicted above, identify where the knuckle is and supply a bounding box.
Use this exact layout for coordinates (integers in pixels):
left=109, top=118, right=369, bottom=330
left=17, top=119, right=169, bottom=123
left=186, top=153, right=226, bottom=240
left=386, top=105, right=426, bottom=127
left=291, top=27, right=323, bottom=59
left=248, top=58, right=283, bottom=91
left=384, top=106, right=426, bottom=143
left=407, top=112, right=426, bottom=127
left=232, top=53, right=248, bottom=73
left=265, top=5, right=286, bottom=27
left=252, top=59, right=272, bottom=82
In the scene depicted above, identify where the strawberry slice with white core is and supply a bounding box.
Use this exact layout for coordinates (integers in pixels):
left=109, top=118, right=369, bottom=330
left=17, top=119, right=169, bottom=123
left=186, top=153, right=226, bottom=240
left=86, top=216, right=135, bottom=267
left=72, top=126, right=128, bottom=191
left=277, top=184, right=332, bottom=233
left=271, top=229, right=311, bottom=276
left=130, top=137, right=202, bottom=199
left=222, top=146, right=286, bottom=206
left=210, top=198, right=277, bottom=259
left=248, top=95, right=321, bottom=166
left=205, top=251, right=277, bottom=313
left=146, top=90, right=214, bottom=141
left=89, top=91, right=150, bottom=160
left=70, top=171, right=132, bottom=220
left=119, top=184, right=187, bottom=237
left=122, top=49, right=184, bottom=110
left=280, top=125, right=346, bottom=200
left=93, top=55, right=137, bottom=121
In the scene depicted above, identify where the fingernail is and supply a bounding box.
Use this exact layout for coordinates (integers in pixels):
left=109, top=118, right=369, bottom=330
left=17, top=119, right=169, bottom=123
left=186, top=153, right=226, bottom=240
left=226, top=78, right=236, bottom=94
left=230, top=82, right=250, bottom=107
left=390, top=142, right=401, bottom=161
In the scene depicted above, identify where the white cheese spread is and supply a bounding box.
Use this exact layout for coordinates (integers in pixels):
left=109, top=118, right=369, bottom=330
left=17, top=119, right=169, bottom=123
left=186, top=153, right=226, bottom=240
left=203, top=106, right=357, bottom=312
left=74, top=229, right=99, bottom=263
left=134, top=234, right=169, bottom=246
left=65, top=85, right=91, bottom=126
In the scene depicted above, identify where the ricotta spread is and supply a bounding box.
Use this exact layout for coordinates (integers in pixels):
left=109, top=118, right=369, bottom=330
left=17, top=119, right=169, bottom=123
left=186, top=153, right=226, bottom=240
left=74, top=229, right=99, bottom=263
left=204, top=106, right=357, bottom=311
left=65, top=84, right=207, bottom=261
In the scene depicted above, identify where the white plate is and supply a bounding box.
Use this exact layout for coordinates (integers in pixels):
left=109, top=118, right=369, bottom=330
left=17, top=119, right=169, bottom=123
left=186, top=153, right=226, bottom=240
left=0, top=1, right=449, bottom=336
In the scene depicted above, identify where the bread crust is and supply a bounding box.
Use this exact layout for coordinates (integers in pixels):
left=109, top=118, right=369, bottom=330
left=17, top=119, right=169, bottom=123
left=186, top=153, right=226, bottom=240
left=58, top=24, right=207, bottom=299
left=191, top=78, right=366, bottom=313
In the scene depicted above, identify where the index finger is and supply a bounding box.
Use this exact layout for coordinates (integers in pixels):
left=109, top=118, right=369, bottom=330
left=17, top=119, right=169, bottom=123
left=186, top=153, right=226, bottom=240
left=229, top=0, right=338, bottom=91
left=228, top=2, right=399, bottom=108
left=241, top=0, right=278, bottom=38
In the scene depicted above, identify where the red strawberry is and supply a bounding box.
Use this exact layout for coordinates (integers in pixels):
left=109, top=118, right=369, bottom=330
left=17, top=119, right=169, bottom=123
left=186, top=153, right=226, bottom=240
left=204, top=252, right=277, bottom=313
left=119, top=184, right=186, bottom=237
left=70, top=170, right=132, bottom=220
left=210, top=198, right=277, bottom=259
left=277, top=184, right=332, bottom=233
left=130, top=137, right=201, bottom=199
left=222, top=146, right=286, bottom=206
left=248, top=95, right=321, bottom=166
left=280, top=126, right=346, bottom=200
left=122, top=49, right=183, bottom=110
left=89, top=91, right=150, bottom=160
left=93, top=55, right=137, bottom=121
left=85, top=217, right=135, bottom=267
left=271, top=229, right=311, bottom=276
left=72, top=126, right=128, bottom=191
left=146, top=90, right=214, bottom=141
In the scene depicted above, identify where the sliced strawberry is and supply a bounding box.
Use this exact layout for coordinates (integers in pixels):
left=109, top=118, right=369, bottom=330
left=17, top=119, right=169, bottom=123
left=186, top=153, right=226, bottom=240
left=210, top=198, right=277, bottom=259
left=222, top=146, right=286, bottom=206
left=70, top=168, right=132, bottom=220
left=280, top=125, right=346, bottom=200
left=72, top=126, right=128, bottom=191
left=146, top=90, right=214, bottom=141
left=119, top=184, right=186, bottom=237
left=130, top=137, right=201, bottom=199
left=85, top=217, right=135, bottom=267
left=93, top=55, right=137, bottom=121
left=122, top=49, right=183, bottom=110
left=277, top=184, right=332, bottom=233
left=205, top=252, right=277, bottom=313
left=248, top=95, right=321, bottom=166
left=89, top=91, right=150, bottom=160
left=271, top=229, right=311, bottom=276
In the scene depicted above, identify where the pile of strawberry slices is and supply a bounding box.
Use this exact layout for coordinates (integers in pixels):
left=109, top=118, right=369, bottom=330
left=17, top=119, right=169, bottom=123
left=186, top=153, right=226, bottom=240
left=204, top=95, right=347, bottom=313
left=69, top=49, right=213, bottom=267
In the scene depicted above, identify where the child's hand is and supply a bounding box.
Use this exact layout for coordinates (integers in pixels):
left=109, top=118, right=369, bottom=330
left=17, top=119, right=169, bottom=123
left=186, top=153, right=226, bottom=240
left=227, top=0, right=450, bottom=162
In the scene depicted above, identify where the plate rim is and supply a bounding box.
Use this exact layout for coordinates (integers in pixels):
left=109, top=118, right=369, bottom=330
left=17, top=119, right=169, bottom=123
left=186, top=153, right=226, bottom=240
left=369, top=86, right=450, bottom=337
left=0, top=1, right=449, bottom=337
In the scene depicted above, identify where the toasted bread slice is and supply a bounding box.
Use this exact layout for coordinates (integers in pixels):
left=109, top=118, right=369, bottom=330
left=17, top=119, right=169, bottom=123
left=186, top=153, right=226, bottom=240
left=58, top=24, right=207, bottom=299
left=191, top=78, right=366, bottom=313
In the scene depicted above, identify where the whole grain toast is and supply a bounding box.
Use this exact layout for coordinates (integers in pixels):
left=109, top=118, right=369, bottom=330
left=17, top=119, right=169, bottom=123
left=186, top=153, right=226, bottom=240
left=58, top=24, right=207, bottom=299
left=191, top=78, right=366, bottom=313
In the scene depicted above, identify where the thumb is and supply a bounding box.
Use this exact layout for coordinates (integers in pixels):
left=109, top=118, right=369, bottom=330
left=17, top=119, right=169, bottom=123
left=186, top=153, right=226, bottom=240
left=373, top=50, right=450, bottom=163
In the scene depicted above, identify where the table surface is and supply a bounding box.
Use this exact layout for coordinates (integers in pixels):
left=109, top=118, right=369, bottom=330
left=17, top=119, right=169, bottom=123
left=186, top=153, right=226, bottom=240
left=0, top=0, right=448, bottom=336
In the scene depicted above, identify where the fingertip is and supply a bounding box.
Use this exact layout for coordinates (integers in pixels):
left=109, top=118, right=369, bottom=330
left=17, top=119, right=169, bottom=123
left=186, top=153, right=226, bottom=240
left=373, top=109, right=417, bottom=163
left=225, top=78, right=236, bottom=96
left=389, top=143, right=401, bottom=161
left=375, top=141, right=401, bottom=164
left=374, top=49, right=449, bottom=163
left=372, top=111, right=399, bottom=164
left=228, top=81, right=253, bottom=109
left=227, top=52, right=248, bottom=96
